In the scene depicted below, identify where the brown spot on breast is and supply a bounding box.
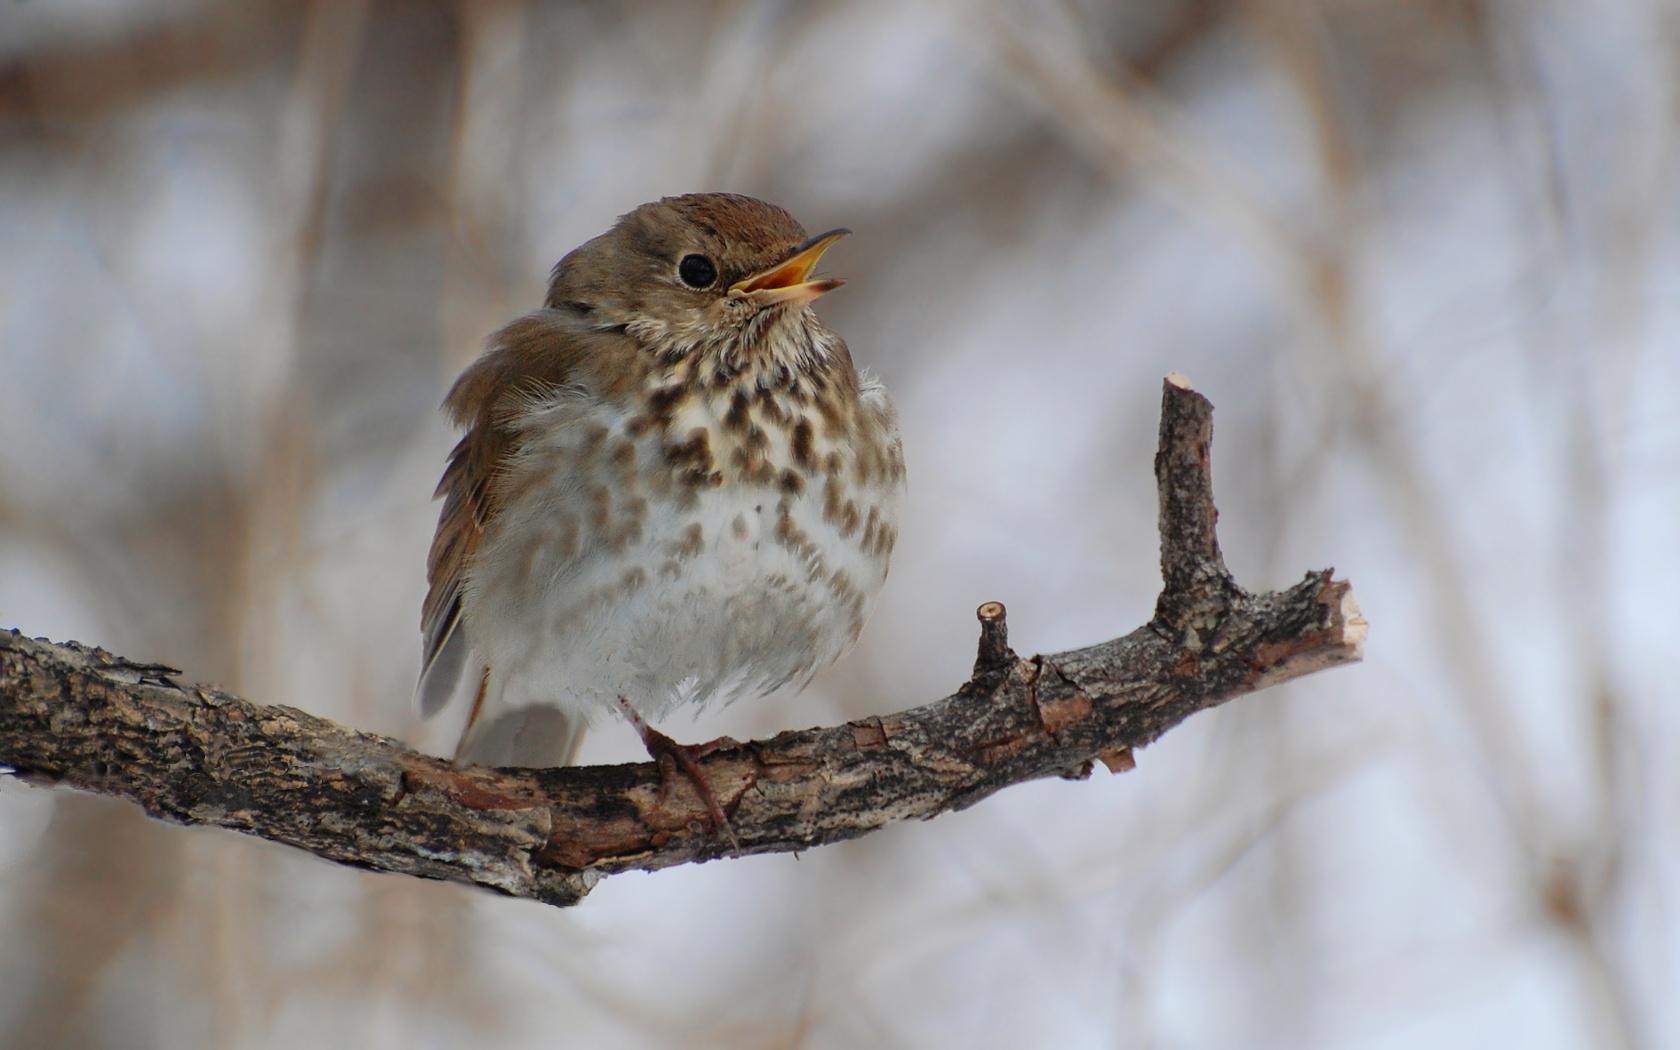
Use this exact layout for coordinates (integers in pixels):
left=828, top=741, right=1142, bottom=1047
left=855, top=446, right=879, bottom=485
left=753, top=385, right=789, bottom=425
left=729, top=433, right=769, bottom=483
left=774, top=502, right=810, bottom=554
left=620, top=566, right=647, bottom=593
left=774, top=502, right=834, bottom=581
left=875, top=523, right=898, bottom=557
left=667, top=427, right=712, bottom=468
left=780, top=469, right=806, bottom=497
left=731, top=513, right=749, bottom=540
left=669, top=522, right=704, bottom=560
left=741, top=449, right=775, bottom=486
left=827, top=567, right=857, bottom=602
left=839, top=500, right=861, bottom=538
left=724, top=389, right=751, bottom=432
left=647, top=384, right=687, bottom=425
left=791, top=418, right=815, bottom=471
left=667, top=427, right=716, bottom=488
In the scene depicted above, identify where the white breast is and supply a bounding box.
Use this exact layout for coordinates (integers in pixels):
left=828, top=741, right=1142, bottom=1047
left=463, top=381, right=903, bottom=734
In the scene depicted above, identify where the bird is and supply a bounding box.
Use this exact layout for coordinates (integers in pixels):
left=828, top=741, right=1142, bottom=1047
left=416, top=193, right=904, bottom=829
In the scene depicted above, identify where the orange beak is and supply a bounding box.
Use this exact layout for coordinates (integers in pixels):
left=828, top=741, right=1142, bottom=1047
left=730, top=228, right=849, bottom=306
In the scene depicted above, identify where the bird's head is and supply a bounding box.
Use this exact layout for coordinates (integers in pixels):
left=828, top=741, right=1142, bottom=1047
left=545, top=193, right=849, bottom=369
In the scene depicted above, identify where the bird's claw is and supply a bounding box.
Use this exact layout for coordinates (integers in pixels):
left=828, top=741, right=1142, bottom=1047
left=618, top=698, right=742, bottom=851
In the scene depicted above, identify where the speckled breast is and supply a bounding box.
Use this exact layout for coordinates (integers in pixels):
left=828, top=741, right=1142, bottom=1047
left=465, top=364, right=904, bottom=723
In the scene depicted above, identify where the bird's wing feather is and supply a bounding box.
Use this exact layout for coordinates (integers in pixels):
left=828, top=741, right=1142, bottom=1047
left=416, top=309, right=621, bottom=723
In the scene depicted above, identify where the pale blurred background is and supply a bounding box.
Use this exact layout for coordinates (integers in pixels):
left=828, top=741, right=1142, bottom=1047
left=2, top=2, right=1676, bottom=1048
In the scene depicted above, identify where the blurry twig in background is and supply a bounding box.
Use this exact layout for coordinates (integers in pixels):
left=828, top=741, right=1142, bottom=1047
left=2, top=2, right=1672, bottom=1046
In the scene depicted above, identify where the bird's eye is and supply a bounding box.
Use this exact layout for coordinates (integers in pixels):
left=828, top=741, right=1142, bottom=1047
left=678, top=254, right=717, bottom=289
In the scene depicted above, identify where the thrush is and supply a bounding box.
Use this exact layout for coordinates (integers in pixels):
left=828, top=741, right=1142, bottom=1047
left=417, top=193, right=905, bottom=820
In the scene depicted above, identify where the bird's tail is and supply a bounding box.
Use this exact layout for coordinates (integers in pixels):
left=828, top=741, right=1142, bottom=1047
left=450, top=665, right=587, bottom=768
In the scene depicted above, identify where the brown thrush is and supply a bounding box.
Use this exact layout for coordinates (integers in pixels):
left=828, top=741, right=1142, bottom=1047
left=418, top=193, right=905, bottom=798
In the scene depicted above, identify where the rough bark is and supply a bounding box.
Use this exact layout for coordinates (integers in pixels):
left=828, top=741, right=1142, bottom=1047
left=0, top=376, right=1366, bottom=907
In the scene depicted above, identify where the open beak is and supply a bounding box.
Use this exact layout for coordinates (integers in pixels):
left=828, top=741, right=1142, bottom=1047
left=729, top=228, right=850, bottom=307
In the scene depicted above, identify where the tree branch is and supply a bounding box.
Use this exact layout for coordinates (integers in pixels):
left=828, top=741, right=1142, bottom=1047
left=0, top=376, right=1366, bottom=907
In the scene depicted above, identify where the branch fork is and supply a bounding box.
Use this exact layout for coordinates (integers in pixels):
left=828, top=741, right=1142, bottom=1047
left=0, top=376, right=1365, bottom=907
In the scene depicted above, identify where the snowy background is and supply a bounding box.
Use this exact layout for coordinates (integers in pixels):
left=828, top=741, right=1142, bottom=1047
left=1, top=2, right=1676, bottom=1048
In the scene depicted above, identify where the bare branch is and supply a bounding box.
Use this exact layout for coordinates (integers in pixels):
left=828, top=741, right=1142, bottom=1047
left=0, top=377, right=1365, bottom=907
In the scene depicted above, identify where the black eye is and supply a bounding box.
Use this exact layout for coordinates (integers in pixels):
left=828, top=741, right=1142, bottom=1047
left=678, top=253, right=717, bottom=289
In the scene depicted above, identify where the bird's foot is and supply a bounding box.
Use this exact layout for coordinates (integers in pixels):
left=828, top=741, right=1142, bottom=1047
left=618, top=698, right=742, bottom=851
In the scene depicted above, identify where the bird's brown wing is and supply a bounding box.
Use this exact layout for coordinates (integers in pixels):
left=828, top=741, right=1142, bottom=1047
left=416, top=431, right=495, bottom=711
left=417, top=309, right=613, bottom=717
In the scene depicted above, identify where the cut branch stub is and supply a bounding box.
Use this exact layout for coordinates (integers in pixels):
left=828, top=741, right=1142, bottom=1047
left=1153, top=373, right=1239, bottom=633
left=972, top=601, right=1013, bottom=679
